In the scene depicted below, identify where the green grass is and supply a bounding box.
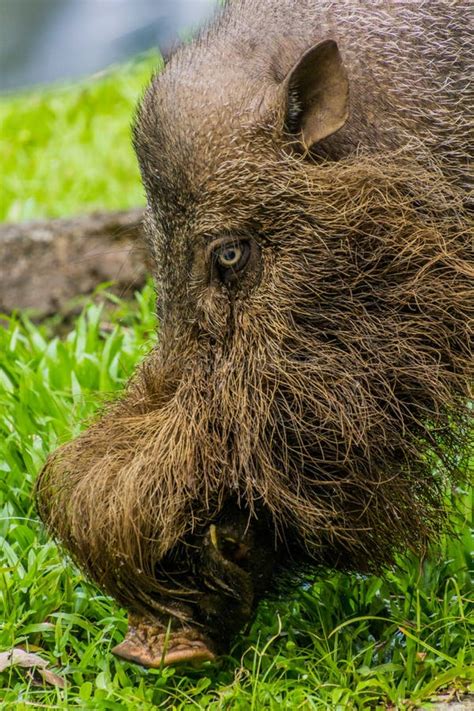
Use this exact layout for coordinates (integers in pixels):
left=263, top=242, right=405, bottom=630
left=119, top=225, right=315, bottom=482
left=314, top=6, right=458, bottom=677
left=0, top=58, right=473, bottom=709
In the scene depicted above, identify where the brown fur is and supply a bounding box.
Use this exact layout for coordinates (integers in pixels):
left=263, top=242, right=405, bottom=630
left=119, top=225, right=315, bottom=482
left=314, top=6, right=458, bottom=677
left=36, top=0, right=473, bottom=646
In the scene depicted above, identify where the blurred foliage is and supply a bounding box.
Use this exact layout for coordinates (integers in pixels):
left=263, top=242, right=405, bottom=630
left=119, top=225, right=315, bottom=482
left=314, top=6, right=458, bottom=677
left=0, top=53, right=161, bottom=222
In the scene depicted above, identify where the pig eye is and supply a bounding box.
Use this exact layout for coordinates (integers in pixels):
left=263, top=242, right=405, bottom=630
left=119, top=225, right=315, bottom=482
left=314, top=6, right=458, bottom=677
left=211, top=240, right=251, bottom=278
left=217, top=244, right=244, bottom=268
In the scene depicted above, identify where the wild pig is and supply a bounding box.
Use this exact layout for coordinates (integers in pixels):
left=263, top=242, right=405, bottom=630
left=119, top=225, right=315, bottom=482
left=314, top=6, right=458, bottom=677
left=36, top=0, right=473, bottom=666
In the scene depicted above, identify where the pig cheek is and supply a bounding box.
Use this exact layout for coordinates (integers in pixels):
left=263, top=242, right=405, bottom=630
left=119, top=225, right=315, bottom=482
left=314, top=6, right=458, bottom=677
left=196, top=285, right=231, bottom=344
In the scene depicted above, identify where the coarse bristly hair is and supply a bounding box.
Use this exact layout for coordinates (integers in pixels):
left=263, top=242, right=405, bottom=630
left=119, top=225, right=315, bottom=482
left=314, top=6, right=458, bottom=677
left=37, top=0, right=472, bottom=628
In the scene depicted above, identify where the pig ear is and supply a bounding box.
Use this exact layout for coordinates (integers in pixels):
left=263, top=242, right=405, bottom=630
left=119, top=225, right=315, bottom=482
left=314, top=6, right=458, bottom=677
left=283, top=39, right=349, bottom=149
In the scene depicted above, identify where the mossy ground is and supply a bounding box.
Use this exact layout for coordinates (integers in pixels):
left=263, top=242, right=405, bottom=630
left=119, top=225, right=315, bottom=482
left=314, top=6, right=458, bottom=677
left=0, top=57, right=472, bottom=710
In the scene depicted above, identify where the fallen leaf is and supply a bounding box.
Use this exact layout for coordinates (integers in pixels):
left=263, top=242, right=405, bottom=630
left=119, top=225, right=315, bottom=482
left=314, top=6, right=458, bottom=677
left=0, top=649, right=48, bottom=672
left=26, top=667, right=67, bottom=689
left=19, top=644, right=45, bottom=653
left=0, top=648, right=66, bottom=688
left=39, top=667, right=67, bottom=688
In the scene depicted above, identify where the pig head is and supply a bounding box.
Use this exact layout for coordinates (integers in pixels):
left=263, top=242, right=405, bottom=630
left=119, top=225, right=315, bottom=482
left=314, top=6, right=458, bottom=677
left=37, top=0, right=472, bottom=643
